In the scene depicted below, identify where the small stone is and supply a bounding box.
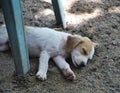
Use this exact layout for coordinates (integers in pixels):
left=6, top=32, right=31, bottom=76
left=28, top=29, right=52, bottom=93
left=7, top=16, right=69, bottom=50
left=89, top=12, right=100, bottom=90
left=112, top=41, right=118, bottom=46
left=34, top=20, right=40, bottom=26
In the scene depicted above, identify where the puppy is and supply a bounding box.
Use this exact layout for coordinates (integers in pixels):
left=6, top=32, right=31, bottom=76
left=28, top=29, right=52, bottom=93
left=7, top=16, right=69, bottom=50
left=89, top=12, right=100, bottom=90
left=0, top=25, right=98, bottom=80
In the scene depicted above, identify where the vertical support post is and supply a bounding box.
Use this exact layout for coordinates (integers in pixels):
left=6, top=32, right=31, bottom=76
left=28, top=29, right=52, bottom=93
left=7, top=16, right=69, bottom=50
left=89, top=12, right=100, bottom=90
left=1, top=0, right=30, bottom=75
left=51, top=0, right=66, bottom=29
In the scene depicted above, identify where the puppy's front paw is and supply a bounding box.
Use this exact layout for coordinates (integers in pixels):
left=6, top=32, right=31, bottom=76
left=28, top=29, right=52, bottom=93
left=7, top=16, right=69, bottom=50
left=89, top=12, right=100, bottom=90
left=36, top=71, right=47, bottom=81
left=62, top=68, right=76, bottom=80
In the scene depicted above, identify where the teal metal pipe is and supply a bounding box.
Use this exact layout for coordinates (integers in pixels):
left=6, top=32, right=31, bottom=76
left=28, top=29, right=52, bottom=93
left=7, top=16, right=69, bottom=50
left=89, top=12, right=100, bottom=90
left=52, top=0, right=66, bottom=29
left=1, top=0, right=30, bottom=75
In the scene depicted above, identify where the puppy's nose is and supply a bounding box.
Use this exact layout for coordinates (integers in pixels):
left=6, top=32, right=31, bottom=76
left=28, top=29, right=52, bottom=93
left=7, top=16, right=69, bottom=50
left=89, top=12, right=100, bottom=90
left=79, top=62, right=86, bottom=67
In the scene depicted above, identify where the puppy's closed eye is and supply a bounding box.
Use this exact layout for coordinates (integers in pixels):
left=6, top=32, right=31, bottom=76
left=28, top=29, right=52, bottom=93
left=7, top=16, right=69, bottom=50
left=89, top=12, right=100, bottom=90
left=82, top=48, right=88, bottom=55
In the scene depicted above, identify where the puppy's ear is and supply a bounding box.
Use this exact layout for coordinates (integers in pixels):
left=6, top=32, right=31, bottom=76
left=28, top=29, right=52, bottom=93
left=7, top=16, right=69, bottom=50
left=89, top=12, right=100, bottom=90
left=65, top=35, right=83, bottom=52
left=93, top=42, right=99, bottom=48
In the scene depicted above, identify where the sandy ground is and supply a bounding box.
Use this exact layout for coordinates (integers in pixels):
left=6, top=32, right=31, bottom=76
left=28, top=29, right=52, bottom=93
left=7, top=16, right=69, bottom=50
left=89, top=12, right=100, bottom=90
left=0, top=0, right=120, bottom=93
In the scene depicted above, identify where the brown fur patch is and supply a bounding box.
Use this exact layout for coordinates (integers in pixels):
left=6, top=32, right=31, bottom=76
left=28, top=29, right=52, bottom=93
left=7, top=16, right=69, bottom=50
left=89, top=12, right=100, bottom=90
left=65, top=35, right=96, bottom=56
left=65, top=35, right=83, bottom=52
left=75, top=37, right=93, bottom=55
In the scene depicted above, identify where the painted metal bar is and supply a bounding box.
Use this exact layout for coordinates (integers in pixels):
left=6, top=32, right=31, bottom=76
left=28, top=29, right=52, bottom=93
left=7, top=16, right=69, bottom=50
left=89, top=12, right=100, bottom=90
left=1, top=0, right=30, bottom=75
left=51, top=0, right=66, bottom=29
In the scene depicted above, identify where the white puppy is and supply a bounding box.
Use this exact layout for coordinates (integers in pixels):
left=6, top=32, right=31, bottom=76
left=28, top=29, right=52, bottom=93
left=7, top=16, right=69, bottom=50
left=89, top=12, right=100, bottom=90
left=0, top=25, right=98, bottom=80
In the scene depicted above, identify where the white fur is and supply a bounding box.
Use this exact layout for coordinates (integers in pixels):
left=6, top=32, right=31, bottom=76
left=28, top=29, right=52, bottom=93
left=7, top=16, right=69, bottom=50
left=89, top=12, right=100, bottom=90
left=89, top=47, right=95, bottom=60
left=71, top=48, right=94, bottom=66
left=53, top=56, right=76, bottom=80
left=71, top=49, right=88, bottom=66
left=25, top=26, right=69, bottom=57
left=0, top=25, right=95, bottom=80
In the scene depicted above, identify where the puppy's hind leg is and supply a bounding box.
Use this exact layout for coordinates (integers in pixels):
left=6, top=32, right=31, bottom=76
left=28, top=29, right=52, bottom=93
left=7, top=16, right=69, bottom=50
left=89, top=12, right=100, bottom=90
left=36, top=50, right=50, bottom=81
left=53, top=56, right=76, bottom=80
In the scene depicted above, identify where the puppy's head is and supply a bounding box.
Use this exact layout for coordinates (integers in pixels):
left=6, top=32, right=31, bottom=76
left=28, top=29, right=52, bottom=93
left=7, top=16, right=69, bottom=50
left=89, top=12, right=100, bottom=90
left=65, top=35, right=98, bottom=67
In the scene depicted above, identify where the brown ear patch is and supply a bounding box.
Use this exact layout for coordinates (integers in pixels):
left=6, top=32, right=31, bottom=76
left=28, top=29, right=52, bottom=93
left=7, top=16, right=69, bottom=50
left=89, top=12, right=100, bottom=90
left=93, top=42, right=99, bottom=48
left=65, top=35, right=83, bottom=52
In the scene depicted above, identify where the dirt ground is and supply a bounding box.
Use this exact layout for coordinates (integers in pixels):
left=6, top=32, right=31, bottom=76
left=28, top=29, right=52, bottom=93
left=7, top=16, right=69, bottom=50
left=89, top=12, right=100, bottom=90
left=0, top=0, right=120, bottom=93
